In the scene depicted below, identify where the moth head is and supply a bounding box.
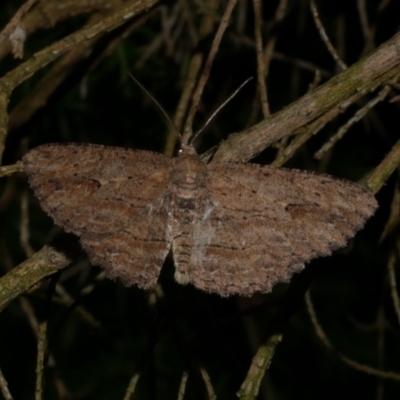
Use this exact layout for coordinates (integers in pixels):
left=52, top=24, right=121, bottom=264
left=179, top=143, right=197, bottom=156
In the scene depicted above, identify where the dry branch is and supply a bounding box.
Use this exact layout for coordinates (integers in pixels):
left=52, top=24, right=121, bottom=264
left=212, top=30, right=400, bottom=163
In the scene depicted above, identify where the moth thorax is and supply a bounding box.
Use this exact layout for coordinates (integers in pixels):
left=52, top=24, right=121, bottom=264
left=172, top=154, right=207, bottom=192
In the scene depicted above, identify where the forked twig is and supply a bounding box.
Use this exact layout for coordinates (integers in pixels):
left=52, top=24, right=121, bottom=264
left=315, top=83, right=394, bottom=160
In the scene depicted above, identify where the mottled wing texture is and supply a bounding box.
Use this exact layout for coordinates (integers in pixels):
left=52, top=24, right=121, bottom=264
left=187, top=163, right=377, bottom=296
left=23, top=144, right=174, bottom=288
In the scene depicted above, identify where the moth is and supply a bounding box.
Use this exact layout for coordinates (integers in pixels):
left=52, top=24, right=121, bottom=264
left=23, top=81, right=378, bottom=297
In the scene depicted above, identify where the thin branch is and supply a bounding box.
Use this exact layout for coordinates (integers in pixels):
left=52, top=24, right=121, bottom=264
left=0, top=0, right=159, bottom=162
left=199, top=366, right=216, bottom=400
left=0, top=162, right=24, bottom=177
left=314, top=83, right=393, bottom=159
left=0, top=0, right=38, bottom=46
left=238, top=266, right=316, bottom=400
left=123, top=373, right=140, bottom=400
left=0, top=241, right=79, bottom=312
left=52, top=282, right=102, bottom=329
left=357, top=0, right=375, bottom=53
left=8, top=10, right=112, bottom=131
left=366, top=136, right=400, bottom=195
left=211, top=31, right=400, bottom=162
left=260, top=0, right=288, bottom=118
left=252, top=0, right=269, bottom=118
left=20, top=190, right=35, bottom=258
left=177, top=371, right=189, bottom=400
left=35, top=321, right=47, bottom=400
left=305, top=291, right=400, bottom=380
left=0, top=366, right=13, bottom=400
left=272, top=70, right=323, bottom=166
left=182, top=0, right=238, bottom=144
left=164, top=0, right=219, bottom=157
left=237, top=333, right=282, bottom=399
left=310, top=0, right=347, bottom=70
left=389, top=241, right=400, bottom=327
left=380, top=177, right=400, bottom=243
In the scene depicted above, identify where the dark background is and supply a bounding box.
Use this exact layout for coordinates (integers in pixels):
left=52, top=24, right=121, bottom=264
left=0, top=0, right=399, bottom=399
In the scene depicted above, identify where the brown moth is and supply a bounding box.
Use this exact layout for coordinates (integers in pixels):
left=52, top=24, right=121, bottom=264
left=22, top=78, right=378, bottom=296
left=23, top=141, right=377, bottom=296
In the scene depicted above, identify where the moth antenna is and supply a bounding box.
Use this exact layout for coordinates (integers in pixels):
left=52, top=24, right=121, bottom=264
left=128, top=73, right=182, bottom=141
left=189, top=77, right=253, bottom=146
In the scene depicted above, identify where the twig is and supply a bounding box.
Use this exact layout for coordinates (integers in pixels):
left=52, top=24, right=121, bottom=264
left=237, top=333, right=282, bottom=399
left=0, top=176, right=16, bottom=215
left=177, top=371, right=189, bottom=400
left=182, top=0, right=238, bottom=144
left=123, top=373, right=140, bottom=400
left=376, top=303, right=386, bottom=400
left=164, top=0, right=219, bottom=156
left=0, top=0, right=159, bottom=162
left=305, top=291, right=400, bottom=380
left=0, top=162, right=24, bottom=177
left=310, top=0, right=347, bottom=70
left=0, top=0, right=38, bottom=46
left=252, top=0, right=269, bottom=118
left=0, top=366, right=13, bottom=400
left=19, top=294, right=40, bottom=334
left=199, top=366, right=216, bottom=400
left=366, top=136, right=400, bottom=194
left=314, top=83, right=393, bottom=159
left=0, top=241, right=79, bottom=312
left=238, top=266, right=317, bottom=400
left=35, top=275, right=58, bottom=400
left=35, top=321, right=47, bottom=400
left=0, top=0, right=120, bottom=61
left=379, top=177, right=400, bottom=243
left=211, top=31, right=400, bottom=163
left=260, top=0, right=288, bottom=117
left=20, top=190, right=35, bottom=258
left=272, top=70, right=323, bottom=166
left=54, top=283, right=101, bottom=329
left=271, top=126, right=316, bottom=167
left=389, top=241, right=400, bottom=327
left=273, top=51, right=331, bottom=77
left=8, top=10, right=113, bottom=131
left=104, top=7, right=160, bottom=68
left=357, top=0, right=375, bottom=53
